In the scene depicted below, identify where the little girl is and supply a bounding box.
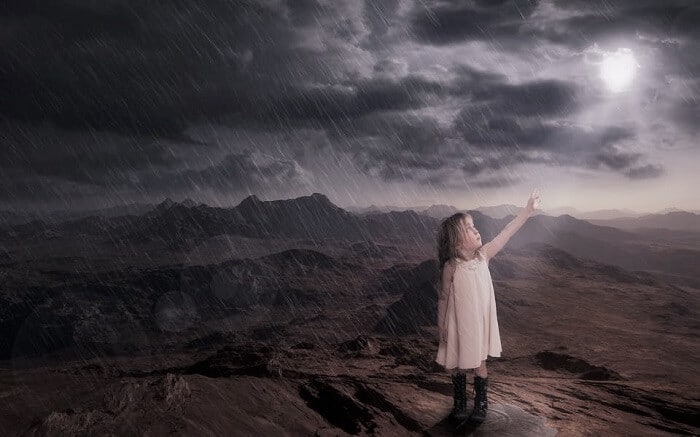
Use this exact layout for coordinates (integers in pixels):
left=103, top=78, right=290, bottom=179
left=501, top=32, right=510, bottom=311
left=435, top=189, right=541, bottom=423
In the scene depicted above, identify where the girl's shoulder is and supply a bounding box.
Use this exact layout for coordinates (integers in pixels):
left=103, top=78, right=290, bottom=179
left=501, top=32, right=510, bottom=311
left=453, top=249, right=488, bottom=269
left=454, top=248, right=487, bottom=263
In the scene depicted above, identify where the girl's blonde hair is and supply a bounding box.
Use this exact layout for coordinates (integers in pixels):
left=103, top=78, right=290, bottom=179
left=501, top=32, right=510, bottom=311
left=436, top=212, right=470, bottom=270
left=436, top=212, right=469, bottom=294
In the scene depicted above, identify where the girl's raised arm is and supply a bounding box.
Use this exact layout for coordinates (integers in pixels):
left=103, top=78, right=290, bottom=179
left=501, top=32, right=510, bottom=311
left=482, top=189, right=541, bottom=260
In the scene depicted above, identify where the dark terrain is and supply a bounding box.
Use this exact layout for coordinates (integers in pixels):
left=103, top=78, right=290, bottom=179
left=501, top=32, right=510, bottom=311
left=0, top=194, right=698, bottom=436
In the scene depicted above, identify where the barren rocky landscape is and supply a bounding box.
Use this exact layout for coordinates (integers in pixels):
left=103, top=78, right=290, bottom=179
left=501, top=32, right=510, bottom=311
left=1, top=195, right=698, bottom=436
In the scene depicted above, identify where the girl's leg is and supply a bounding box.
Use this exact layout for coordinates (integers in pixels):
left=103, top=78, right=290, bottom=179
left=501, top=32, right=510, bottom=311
left=450, top=367, right=466, bottom=376
left=474, top=360, right=487, bottom=378
left=448, top=368, right=469, bottom=420
left=471, top=361, right=489, bottom=422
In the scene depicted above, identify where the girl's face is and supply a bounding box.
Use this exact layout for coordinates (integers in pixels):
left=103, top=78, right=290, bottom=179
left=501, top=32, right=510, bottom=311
left=459, top=216, right=482, bottom=250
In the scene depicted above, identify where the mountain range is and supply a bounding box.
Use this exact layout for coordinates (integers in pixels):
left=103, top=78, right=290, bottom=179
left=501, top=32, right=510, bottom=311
left=1, top=193, right=698, bottom=290
left=350, top=203, right=700, bottom=220
left=2, top=196, right=698, bottom=229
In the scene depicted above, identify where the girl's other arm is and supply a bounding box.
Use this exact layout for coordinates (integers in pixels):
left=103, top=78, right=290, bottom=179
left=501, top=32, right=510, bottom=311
left=437, top=292, right=448, bottom=340
left=437, top=261, right=454, bottom=341
left=482, top=189, right=541, bottom=260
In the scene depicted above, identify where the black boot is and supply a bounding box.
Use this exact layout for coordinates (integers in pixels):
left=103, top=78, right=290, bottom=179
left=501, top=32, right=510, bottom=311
left=471, top=376, right=488, bottom=423
left=449, top=372, right=469, bottom=421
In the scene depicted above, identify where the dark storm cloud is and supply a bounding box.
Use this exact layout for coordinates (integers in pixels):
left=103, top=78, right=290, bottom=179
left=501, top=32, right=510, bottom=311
left=667, top=99, right=700, bottom=135
left=2, top=0, right=692, bottom=136
left=230, top=63, right=564, bottom=184
left=472, top=176, right=523, bottom=189
left=544, top=0, right=700, bottom=80
left=450, top=64, right=507, bottom=87
left=552, top=0, right=698, bottom=37
left=1, top=0, right=684, bottom=207
left=373, top=59, right=407, bottom=76
left=1, top=0, right=422, bottom=135
left=588, top=143, right=641, bottom=170
left=0, top=148, right=308, bottom=203
left=335, top=113, right=454, bottom=183
left=244, top=75, right=448, bottom=127
left=453, top=78, right=581, bottom=150
left=248, top=62, right=512, bottom=128
left=324, top=67, right=659, bottom=184
left=462, top=151, right=540, bottom=177
left=164, top=150, right=309, bottom=194
left=456, top=114, right=633, bottom=152
left=341, top=113, right=449, bottom=155
left=0, top=120, right=185, bottom=203
left=457, top=116, right=554, bottom=149
left=454, top=80, right=604, bottom=150
left=440, top=65, right=663, bottom=181
left=453, top=79, right=579, bottom=151
left=353, top=148, right=447, bottom=182
left=624, top=164, right=664, bottom=179
left=541, top=1, right=695, bottom=48
left=0, top=0, right=314, bottom=135
left=0, top=123, right=181, bottom=186
left=0, top=0, right=359, bottom=204
left=363, top=0, right=401, bottom=46
left=0, top=0, right=140, bottom=39
left=0, top=173, right=94, bottom=203
left=324, top=70, right=574, bottom=157
left=470, top=80, right=578, bottom=116
left=455, top=93, right=653, bottom=179
left=410, top=0, right=540, bottom=46
left=543, top=1, right=699, bottom=138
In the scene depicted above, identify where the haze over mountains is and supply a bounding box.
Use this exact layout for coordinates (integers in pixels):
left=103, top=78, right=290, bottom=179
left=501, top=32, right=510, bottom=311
left=2, top=196, right=698, bottom=227
left=353, top=202, right=700, bottom=223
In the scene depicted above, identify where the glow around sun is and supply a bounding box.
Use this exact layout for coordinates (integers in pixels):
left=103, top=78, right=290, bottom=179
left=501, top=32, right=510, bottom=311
left=600, top=48, right=638, bottom=92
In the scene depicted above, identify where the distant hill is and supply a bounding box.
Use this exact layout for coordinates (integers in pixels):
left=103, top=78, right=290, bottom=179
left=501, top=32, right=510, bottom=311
left=344, top=204, right=387, bottom=214
left=95, top=193, right=443, bottom=249
left=419, top=204, right=459, bottom=219
left=656, top=207, right=700, bottom=215
left=589, top=211, right=700, bottom=232
left=543, top=206, right=582, bottom=217
left=475, top=204, right=523, bottom=219
left=345, top=204, right=431, bottom=215
left=86, top=202, right=155, bottom=218
left=545, top=208, right=700, bottom=220
left=575, top=209, right=644, bottom=220
left=372, top=242, right=687, bottom=336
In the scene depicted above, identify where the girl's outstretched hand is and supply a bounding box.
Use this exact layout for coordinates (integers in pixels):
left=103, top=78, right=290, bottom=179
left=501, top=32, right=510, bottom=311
left=526, top=189, right=541, bottom=214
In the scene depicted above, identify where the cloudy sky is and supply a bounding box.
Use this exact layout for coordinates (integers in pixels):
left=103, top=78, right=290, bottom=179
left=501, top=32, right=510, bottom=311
left=1, top=0, right=698, bottom=213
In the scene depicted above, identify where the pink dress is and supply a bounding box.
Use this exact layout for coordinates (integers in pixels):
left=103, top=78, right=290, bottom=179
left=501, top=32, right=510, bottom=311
left=435, top=251, right=502, bottom=370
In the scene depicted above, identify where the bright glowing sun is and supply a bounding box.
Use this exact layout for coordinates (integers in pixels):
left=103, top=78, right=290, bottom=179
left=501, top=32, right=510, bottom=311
left=600, top=48, right=638, bottom=92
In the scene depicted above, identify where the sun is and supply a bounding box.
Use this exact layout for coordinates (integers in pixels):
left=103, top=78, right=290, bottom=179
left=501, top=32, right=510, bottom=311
left=600, top=48, right=638, bottom=93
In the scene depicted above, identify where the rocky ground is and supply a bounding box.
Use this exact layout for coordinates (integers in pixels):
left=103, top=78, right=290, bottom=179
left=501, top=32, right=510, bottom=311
left=1, top=332, right=697, bottom=436
left=1, top=237, right=698, bottom=436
